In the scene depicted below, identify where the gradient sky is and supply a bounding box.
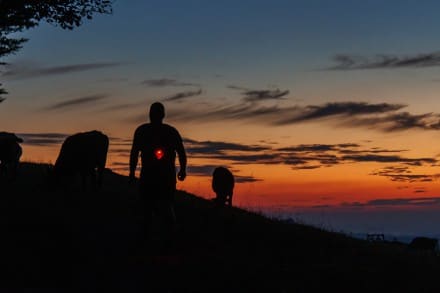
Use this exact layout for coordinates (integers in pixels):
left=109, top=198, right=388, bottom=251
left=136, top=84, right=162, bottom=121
left=2, top=0, right=440, bottom=238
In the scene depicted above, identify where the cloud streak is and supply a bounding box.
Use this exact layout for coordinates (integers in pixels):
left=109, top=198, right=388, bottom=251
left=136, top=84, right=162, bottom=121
left=164, top=89, right=203, bottom=102
left=186, top=164, right=262, bottom=183
left=228, top=85, right=290, bottom=102
left=370, top=166, right=439, bottom=183
left=101, top=102, right=143, bottom=112
left=328, top=52, right=440, bottom=70
left=43, top=94, right=108, bottom=111
left=184, top=138, right=271, bottom=155
left=234, top=175, right=263, bottom=183
left=187, top=165, right=219, bottom=177
left=2, top=62, right=122, bottom=79
left=184, top=138, right=436, bottom=178
left=88, top=135, right=438, bottom=184
left=342, top=154, right=436, bottom=166
left=279, top=143, right=436, bottom=173
left=166, top=100, right=440, bottom=133
left=342, top=112, right=440, bottom=132
left=17, top=133, right=68, bottom=146
left=18, top=133, right=131, bottom=147
left=278, top=143, right=361, bottom=153
left=274, top=102, right=405, bottom=125
left=341, top=197, right=440, bottom=208
left=142, top=78, right=199, bottom=87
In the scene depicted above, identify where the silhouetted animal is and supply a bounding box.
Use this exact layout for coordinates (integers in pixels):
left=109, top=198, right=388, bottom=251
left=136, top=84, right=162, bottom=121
left=53, top=130, right=109, bottom=191
left=212, top=167, right=235, bottom=206
left=408, top=237, right=439, bottom=254
left=0, top=132, right=23, bottom=181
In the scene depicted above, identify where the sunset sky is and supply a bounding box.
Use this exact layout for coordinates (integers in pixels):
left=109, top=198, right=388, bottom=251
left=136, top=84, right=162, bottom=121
left=2, top=0, right=440, bottom=238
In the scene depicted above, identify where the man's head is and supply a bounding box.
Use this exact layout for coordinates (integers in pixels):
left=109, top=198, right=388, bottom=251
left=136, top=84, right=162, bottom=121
left=149, top=102, right=165, bottom=124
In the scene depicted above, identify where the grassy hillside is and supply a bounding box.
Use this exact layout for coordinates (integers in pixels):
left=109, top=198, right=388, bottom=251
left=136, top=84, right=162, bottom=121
left=1, top=162, right=440, bottom=292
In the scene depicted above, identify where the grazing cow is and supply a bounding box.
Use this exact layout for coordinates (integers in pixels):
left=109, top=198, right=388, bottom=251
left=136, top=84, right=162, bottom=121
left=408, top=237, right=439, bottom=254
left=212, top=166, right=235, bottom=206
left=0, top=132, right=23, bottom=181
left=53, top=130, right=109, bottom=191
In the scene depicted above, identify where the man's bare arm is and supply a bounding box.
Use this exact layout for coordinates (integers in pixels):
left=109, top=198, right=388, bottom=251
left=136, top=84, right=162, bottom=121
left=176, top=135, right=187, bottom=181
left=129, top=131, right=140, bottom=180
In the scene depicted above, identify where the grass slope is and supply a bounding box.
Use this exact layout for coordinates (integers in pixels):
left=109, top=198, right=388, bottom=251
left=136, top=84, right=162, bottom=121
left=1, top=162, right=439, bottom=292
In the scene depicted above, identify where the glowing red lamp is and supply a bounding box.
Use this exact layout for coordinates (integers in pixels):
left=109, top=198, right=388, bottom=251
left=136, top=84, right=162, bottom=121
left=154, top=148, right=164, bottom=160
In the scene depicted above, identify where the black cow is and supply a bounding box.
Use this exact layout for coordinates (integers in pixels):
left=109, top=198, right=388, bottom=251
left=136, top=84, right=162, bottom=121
left=53, top=130, right=109, bottom=191
left=0, top=132, right=23, bottom=181
left=212, top=166, right=235, bottom=206
left=408, top=237, right=439, bottom=254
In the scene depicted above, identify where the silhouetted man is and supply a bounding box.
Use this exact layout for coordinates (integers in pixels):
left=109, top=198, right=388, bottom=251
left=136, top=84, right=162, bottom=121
left=129, top=102, right=187, bottom=244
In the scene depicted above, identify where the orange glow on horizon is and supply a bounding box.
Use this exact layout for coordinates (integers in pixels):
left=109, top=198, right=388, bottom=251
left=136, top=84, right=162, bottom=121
left=17, top=127, right=440, bottom=214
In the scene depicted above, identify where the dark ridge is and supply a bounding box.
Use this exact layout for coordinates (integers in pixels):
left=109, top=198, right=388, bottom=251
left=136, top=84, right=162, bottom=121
left=1, top=162, right=439, bottom=292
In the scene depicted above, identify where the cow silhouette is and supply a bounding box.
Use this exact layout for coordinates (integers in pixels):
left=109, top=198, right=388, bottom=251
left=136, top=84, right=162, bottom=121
left=53, top=130, right=109, bottom=191
left=408, top=237, right=439, bottom=254
left=212, top=167, right=235, bottom=206
left=0, top=132, right=23, bottom=181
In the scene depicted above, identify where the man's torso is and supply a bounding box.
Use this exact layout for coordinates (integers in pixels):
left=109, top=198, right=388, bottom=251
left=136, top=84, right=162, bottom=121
left=134, top=123, right=180, bottom=183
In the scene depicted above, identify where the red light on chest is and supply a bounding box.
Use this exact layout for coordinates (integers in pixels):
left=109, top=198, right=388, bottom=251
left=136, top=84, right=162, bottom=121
left=154, top=148, right=164, bottom=160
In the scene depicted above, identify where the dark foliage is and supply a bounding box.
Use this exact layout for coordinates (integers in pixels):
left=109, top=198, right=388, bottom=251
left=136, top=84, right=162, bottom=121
left=0, top=0, right=112, bottom=57
left=0, top=0, right=113, bottom=98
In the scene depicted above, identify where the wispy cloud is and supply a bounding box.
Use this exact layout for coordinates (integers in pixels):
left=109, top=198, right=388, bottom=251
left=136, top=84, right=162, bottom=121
left=2, top=62, right=123, bottom=80
left=102, top=135, right=438, bottom=184
left=184, top=138, right=270, bottom=155
left=109, top=137, right=133, bottom=147
left=165, top=100, right=440, bottom=133
left=18, top=132, right=130, bottom=147
left=187, top=165, right=220, bottom=177
left=142, top=78, right=199, bottom=87
left=165, top=103, right=287, bottom=123
left=278, top=143, right=361, bottom=153
left=228, top=85, right=290, bottom=102
left=243, top=89, right=289, bottom=102
left=101, top=102, right=142, bottom=112
left=279, top=143, right=436, bottom=171
left=235, top=175, right=263, bottom=183
left=274, top=102, right=405, bottom=125
left=414, top=189, right=427, bottom=193
left=186, top=139, right=438, bottom=183
left=210, top=153, right=282, bottom=164
left=328, top=52, right=440, bottom=70
left=109, top=149, right=130, bottom=158
left=341, top=112, right=440, bottom=132
left=370, top=166, right=439, bottom=182
left=164, top=89, right=203, bottom=102
left=17, top=133, right=68, bottom=146
left=291, top=165, right=322, bottom=170
left=43, top=94, right=108, bottom=111
left=342, top=154, right=436, bottom=166
left=184, top=138, right=436, bottom=176
left=185, top=140, right=279, bottom=164
left=187, top=164, right=262, bottom=182
left=341, top=197, right=440, bottom=208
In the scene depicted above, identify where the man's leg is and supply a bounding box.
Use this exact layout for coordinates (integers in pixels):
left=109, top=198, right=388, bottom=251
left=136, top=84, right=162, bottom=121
left=155, top=186, right=177, bottom=254
left=138, top=182, right=154, bottom=245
